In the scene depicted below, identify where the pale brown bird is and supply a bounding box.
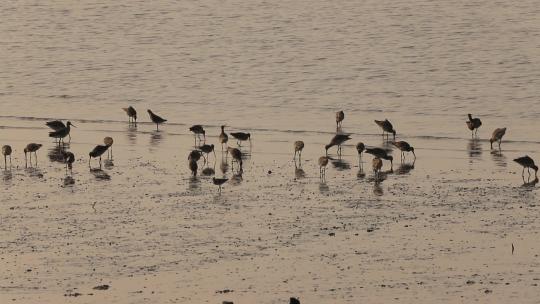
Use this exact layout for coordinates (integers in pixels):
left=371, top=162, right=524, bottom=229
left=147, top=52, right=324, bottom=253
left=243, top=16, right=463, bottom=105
left=374, top=119, right=396, bottom=140
left=466, top=114, right=482, bottom=136
left=2, top=145, right=12, bottom=169
left=490, top=128, right=506, bottom=150
left=219, top=125, right=228, bottom=150
left=227, top=147, right=243, bottom=170
left=336, top=110, right=344, bottom=128
left=318, top=156, right=329, bottom=178
left=122, top=106, right=137, bottom=123
left=391, top=141, right=416, bottom=161
left=372, top=157, right=383, bottom=180
left=104, top=136, right=114, bottom=158
left=24, top=143, right=43, bottom=167
left=294, top=141, right=304, bottom=160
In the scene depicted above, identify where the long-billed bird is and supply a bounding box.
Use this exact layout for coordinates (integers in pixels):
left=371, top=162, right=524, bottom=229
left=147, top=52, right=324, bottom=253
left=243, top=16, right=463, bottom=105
left=188, top=150, right=202, bottom=162
left=199, top=144, right=215, bottom=160
left=294, top=141, right=304, bottom=160
left=227, top=147, right=243, bottom=170
left=514, top=155, right=538, bottom=179
left=88, top=145, right=109, bottom=168
left=336, top=110, right=344, bottom=128
left=490, top=127, right=506, bottom=150
left=62, top=151, right=75, bottom=172
left=466, top=114, right=482, bottom=136
left=230, top=132, right=251, bottom=146
left=122, top=106, right=137, bottom=124
left=46, top=120, right=66, bottom=131
left=212, top=177, right=228, bottom=193
left=219, top=125, right=228, bottom=150
left=319, top=156, right=329, bottom=178
left=365, top=147, right=393, bottom=169
left=372, top=157, right=383, bottom=180
left=49, top=121, right=75, bottom=143
left=391, top=141, right=416, bottom=161
left=189, top=125, right=206, bottom=141
left=147, top=109, right=167, bottom=130
left=325, top=134, right=351, bottom=155
left=104, top=137, right=114, bottom=158
left=374, top=119, right=396, bottom=140
left=24, top=143, right=42, bottom=167
left=2, top=145, right=12, bottom=169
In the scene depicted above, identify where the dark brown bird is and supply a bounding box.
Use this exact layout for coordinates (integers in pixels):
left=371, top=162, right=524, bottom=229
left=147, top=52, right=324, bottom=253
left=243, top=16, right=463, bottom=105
left=46, top=120, right=66, bottom=131
left=514, top=155, right=538, bottom=178
left=466, top=114, right=482, bottom=136
left=122, top=106, right=137, bottom=123
left=24, top=143, right=42, bottom=167
left=188, top=150, right=202, bottom=162
left=365, top=147, right=393, bottom=169
left=290, top=297, right=301, bottom=304
left=212, top=177, right=228, bottom=193
left=325, top=134, right=351, bottom=155
left=336, top=110, right=344, bottom=128
left=199, top=144, right=215, bottom=160
left=49, top=121, right=75, bottom=143
left=147, top=109, right=167, bottom=130
left=2, top=145, right=12, bottom=169
left=62, top=151, right=75, bottom=172
left=219, top=125, right=228, bottom=150
left=490, top=127, right=506, bottom=150
left=189, top=125, right=206, bottom=141
left=356, top=142, right=365, bottom=157
left=227, top=147, right=243, bottom=170
left=391, top=141, right=416, bottom=160
left=88, top=145, right=109, bottom=168
left=230, top=132, right=251, bottom=145
left=374, top=119, right=396, bottom=140
left=189, top=159, right=198, bottom=176
left=294, top=141, right=304, bottom=160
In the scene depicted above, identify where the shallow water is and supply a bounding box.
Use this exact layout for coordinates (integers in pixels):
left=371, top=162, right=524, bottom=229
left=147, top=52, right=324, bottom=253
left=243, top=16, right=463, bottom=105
left=1, top=0, right=540, bottom=303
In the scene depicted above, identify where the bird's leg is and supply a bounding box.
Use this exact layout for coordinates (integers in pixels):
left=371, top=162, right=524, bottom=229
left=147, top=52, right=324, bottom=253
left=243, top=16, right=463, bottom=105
left=88, top=157, right=91, bottom=168
left=498, top=140, right=501, bottom=150
left=99, top=156, right=102, bottom=169
left=35, top=152, right=38, bottom=166
left=522, top=167, right=525, bottom=177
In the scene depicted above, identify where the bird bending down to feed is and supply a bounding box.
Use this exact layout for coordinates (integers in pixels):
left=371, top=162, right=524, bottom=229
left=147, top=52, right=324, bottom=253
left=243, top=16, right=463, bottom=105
left=147, top=109, right=167, bottom=130
left=199, top=144, right=215, bottom=160
left=490, top=128, right=506, bottom=150
left=189, top=125, right=206, bottom=141
left=227, top=147, right=243, bottom=170
left=219, top=125, right=228, bottom=150
left=122, top=106, right=137, bottom=123
left=356, top=142, right=365, bottom=157
left=88, top=145, right=109, bottom=168
left=466, top=114, right=482, bottom=136
left=319, top=156, right=329, bottom=178
left=2, top=145, right=12, bottom=169
left=391, top=141, right=416, bottom=160
left=365, top=147, right=393, bottom=169
left=49, top=121, right=75, bottom=143
left=24, top=143, right=42, bottom=167
left=325, top=134, right=351, bottom=155
left=374, top=119, right=396, bottom=140
left=294, top=141, right=304, bottom=160
left=230, top=132, right=251, bottom=145
left=514, top=156, right=538, bottom=179
left=62, top=151, right=75, bottom=172
left=212, top=177, right=228, bottom=193
left=104, top=137, right=114, bottom=158
left=372, top=157, right=383, bottom=180
left=189, top=159, right=198, bottom=176
left=188, top=150, right=202, bottom=162
left=336, top=111, right=344, bottom=128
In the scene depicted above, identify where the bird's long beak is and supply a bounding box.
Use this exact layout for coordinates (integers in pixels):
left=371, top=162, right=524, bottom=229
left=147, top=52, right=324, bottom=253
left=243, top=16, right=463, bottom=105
left=71, top=124, right=77, bottom=128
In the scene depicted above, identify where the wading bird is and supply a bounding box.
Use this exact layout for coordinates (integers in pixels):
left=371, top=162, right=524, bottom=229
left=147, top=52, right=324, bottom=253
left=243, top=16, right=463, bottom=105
left=189, top=125, right=206, bottom=142
left=372, top=157, right=383, bottom=180
left=88, top=145, right=109, bottom=168
left=230, top=132, right=251, bottom=145
left=374, top=119, right=396, bottom=140
left=189, top=159, right=198, bottom=176
left=104, top=137, right=114, bottom=158
left=490, top=127, right=506, bottom=150
left=514, top=155, right=538, bottom=179
left=49, top=121, right=75, bottom=144
left=188, top=150, right=202, bottom=162
left=24, top=143, right=43, bottom=167
left=227, top=147, right=243, bottom=170
left=466, top=114, right=482, bottom=136
left=219, top=125, right=228, bottom=150
left=391, top=141, right=416, bottom=161
left=318, top=156, right=329, bottom=178
left=2, top=145, right=12, bottom=169
left=356, top=142, right=365, bottom=158
left=46, top=120, right=66, bottom=131
left=199, top=144, right=215, bottom=161
left=294, top=141, right=304, bottom=160
left=62, top=151, right=75, bottom=172
left=122, top=106, right=137, bottom=124
left=336, top=110, right=344, bottom=128
left=147, top=109, right=167, bottom=130
left=325, top=134, right=351, bottom=155
left=365, top=147, right=393, bottom=169
left=212, top=177, right=228, bottom=193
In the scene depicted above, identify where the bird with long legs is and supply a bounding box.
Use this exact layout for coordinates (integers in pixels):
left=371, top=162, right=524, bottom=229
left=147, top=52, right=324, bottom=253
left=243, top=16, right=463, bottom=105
left=46, top=120, right=72, bottom=142
left=189, top=125, right=206, bottom=143
left=2, top=145, right=12, bottom=170
left=325, top=134, right=351, bottom=156
left=374, top=119, right=396, bottom=140
left=514, top=156, right=538, bottom=180
left=88, top=145, right=109, bottom=169
left=365, top=147, right=393, bottom=170
left=466, top=114, right=482, bottom=137
left=212, top=177, right=228, bottom=194
left=490, top=128, right=506, bottom=150
left=49, top=121, right=75, bottom=144
left=356, top=142, right=365, bottom=166
left=147, top=109, right=167, bottom=130
left=122, top=106, right=137, bottom=124
left=372, top=157, right=383, bottom=181
left=199, top=144, right=215, bottom=162
left=293, top=141, right=304, bottom=161
left=24, top=143, right=42, bottom=167
left=103, top=137, right=114, bottom=159
left=219, top=125, right=228, bottom=150
left=227, top=147, right=243, bottom=171
left=318, top=156, right=329, bottom=179
left=230, top=132, right=251, bottom=146
left=391, top=141, right=416, bottom=161
left=336, top=110, right=344, bottom=129
left=62, top=151, right=75, bottom=174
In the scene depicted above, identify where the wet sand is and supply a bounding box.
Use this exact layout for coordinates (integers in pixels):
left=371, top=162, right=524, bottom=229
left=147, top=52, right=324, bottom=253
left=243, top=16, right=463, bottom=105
left=1, top=117, right=539, bottom=303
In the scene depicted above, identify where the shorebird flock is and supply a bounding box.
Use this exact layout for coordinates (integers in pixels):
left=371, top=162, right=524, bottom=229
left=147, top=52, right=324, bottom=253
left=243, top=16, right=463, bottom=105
left=1, top=108, right=538, bottom=192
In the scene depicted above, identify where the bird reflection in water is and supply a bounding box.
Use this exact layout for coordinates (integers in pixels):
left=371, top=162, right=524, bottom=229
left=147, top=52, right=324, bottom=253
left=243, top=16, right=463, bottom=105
left=220, top=157, right=229, bottom=175
left=396, top=160, right=415, bottom=175
left=90, top=168, right=111, bottom=180
left=103, top=159, right=114, bottom=169
left=522, top=176, right=539, bottom=187
left=63, top=176, right=75, bottom=186
left=127, top=124, right=137, bottom=145
left=25, top=167, right=44, bottom=178
left=357, top=167, right=366, bottom=180
left=149, top=130, right=163, bottom=150
left=319, top=181, right=329, bottom=193
left=202, top=161, right=216, bottom=176
left=294, top=159, right=305, bottom=179
left=229, top=169, right=243, bottom=186
left=48, top=145, right=66, bottom=163
left=3, top=170, right=13, bottom=182
left=491, top=149, right=507, bottom=168
left=467, top=139, right=482, bottom=160
left=331, top=156, right=351, bottom=171
left=188, top=176, right=200, bottom=191
left=373, top=182, right=384, bottom=196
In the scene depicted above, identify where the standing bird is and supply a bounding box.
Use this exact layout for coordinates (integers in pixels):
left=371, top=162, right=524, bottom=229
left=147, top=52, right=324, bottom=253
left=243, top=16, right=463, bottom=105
left=391, top=141, right=416, bottom=161
left=318, top=156, right=329, bottom=178
left=490, top=128, right=506, bottom=150
left=62, top=151, right=75, bottom=173
left=46, top=120, right=66, bottom=131
left=230, top=132, right=251, bottom=146
left=372, top=157, right=383, bottom=180
left=24, top=143, right=42, bottom=167
left=147, top=109, right=167, bottom=130
left=189, top=159, right=198, bottom=176
left=325, top=134, right=351, bottom=155
left=356, top=142, right=365, bottom=158
left=336, top=110, right=344, bottom=128
left=219, top=125, right=228, bottom=150
left=104, top=137, right=114, bottom=158
left=2, top=145, right=12, bottom=170
left=365, top=147, right=393, bottom=169
left=374, top=119, right=396, bottom=140
left=122, top=106, right=137, bottom=124
left=199, top=144, right=215, bottom=161
left=227, top=147, right=243, bottom=170
left=212, top=177, right=228, bottom=193
left=189, top=125, right=206, bottom=142
left=49, top=121, right=75, bottom=144
left=294, top=141, right=304, bottom=160
left=514, top=156, right=538, bottom=179
left=466, top=114, right=482, bottom=137
left=88, top=145, right=109, bottom=168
